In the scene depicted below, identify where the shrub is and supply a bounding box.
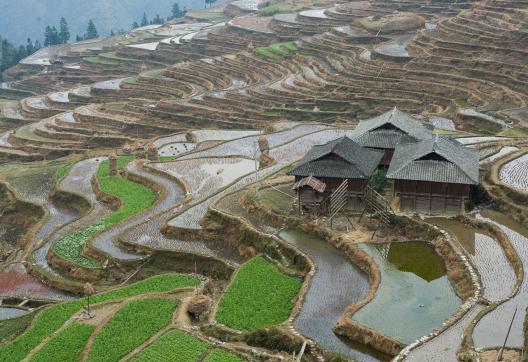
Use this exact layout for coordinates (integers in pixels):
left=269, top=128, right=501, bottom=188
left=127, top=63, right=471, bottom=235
left=244, top=327, right=304, bottom=353
left=131, top=329, right=210, bottom=361
left=370, top=168, right=388, bottom=193
left=216, top=256, right=301, bottom=331
left=29, top=322, right=95, bottom=362
left=87, top=298, right=177, bottom=362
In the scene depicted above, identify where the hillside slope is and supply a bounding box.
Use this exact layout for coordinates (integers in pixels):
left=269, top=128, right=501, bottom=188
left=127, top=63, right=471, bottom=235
left=0, top=0, right=217, bottom=44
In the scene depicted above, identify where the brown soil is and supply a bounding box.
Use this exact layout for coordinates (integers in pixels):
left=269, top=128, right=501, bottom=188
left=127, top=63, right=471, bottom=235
left=76, top=302, right=122, bottom=326
left=480, top=349, right=522, bottom=362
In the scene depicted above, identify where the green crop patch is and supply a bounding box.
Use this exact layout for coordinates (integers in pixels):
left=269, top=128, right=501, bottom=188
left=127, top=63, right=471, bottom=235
left=258, top=4, right=291, bottom=16
left=87, top=298, right=177, bottom=362
left=29, top=322, right=95, bottom=362
left=205, top=348, right=246, bottom=362
left=0, top=274, right=199, bottom=361
left=55, top=161, right=76, bottom=182
left=255, top=42, right=297, bottom=60
left=216, top=256, right=301, bottom=331
left=51, top=156, right=156, bottom=268
left=83, top=56, right=120, bottom=65
left=131, top=329, right=210, bottom=361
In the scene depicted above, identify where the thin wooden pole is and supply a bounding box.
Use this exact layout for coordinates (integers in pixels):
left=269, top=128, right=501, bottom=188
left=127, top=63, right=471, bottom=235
left=497, top=307, right=517, bottom=361
left=297, top=341, right=307, bottom=362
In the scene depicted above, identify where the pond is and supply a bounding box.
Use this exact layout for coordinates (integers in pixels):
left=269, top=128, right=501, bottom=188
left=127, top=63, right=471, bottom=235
left=352, top=242, right=461, bottom=344
left=279, top=229, right=388, bottom=362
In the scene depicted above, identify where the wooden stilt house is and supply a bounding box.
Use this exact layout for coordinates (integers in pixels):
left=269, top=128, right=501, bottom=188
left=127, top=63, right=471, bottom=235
left=386, top=136, right=479, bottom=213
left=288, top=137, right=384, bottom=214
left=353, top=107, right=434, bottom=165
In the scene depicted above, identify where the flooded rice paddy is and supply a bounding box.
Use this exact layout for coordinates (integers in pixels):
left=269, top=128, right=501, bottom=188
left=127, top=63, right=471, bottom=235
left=353, top=242, right=461, bottom=344
left=499, top=153, right=528, bottom=193
left=0, top=307, right=28, bottom=320
left=279, top=229, right=386, bottom=362
left=473, top=211, right=528, bottom=348
left=430, top=217, right=515, bottom=302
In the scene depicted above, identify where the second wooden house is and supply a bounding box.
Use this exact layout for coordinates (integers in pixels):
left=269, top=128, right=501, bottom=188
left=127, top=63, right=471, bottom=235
left=353, top=107, right=434, bottom=165
left=386, top=136, right=479, bottom=213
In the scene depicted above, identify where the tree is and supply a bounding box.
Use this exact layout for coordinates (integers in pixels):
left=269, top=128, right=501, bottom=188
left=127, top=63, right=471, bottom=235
left=110, top=30, right=115, bottom=36
left=171, top=2, right=183, bottom=19
left=132, top=21, right=140, bottom=29
left=51, top=26, right=60, bottom=45
left=44, top=25, right=53, bottom=46
left=76, top=34, right=83, bottom=41
left=0, top=36, right=37, bottom=80
left=84, top=20, right=99, bottom=40
left=205, top=0, right=217, bottom=8
left=26, top=38, right=35, bottom=54
left=152, top=14, right=163, bottom=24
left=59, top=17, right=70, bottom=44
left=140, top=12, right=149, bottom=27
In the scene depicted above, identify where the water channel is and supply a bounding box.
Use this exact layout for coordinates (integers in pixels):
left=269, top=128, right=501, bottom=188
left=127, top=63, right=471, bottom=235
left=279, top=229, right=388, bottom=362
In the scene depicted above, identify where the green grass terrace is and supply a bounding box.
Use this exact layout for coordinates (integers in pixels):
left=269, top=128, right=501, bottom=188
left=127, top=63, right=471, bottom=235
left=51, top=156, right=157, bottom=268
left=216, top=256, right=302, bottom=331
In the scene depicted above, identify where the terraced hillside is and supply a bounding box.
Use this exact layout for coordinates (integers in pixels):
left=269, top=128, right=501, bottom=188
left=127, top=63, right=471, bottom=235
left=1, top=0, right=528, bottom=361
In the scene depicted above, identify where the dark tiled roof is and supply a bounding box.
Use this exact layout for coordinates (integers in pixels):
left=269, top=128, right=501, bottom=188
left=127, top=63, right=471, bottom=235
left=386, top=136, right=479, bottom=184
left=288, top=136, right=383, bottom=179
left=353, top=107, right=433, bottom=148
left=354, top=129, right=414, bottom=149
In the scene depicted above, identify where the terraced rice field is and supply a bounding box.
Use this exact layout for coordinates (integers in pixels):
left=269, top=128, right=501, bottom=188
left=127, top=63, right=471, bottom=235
left=51, top=157, right=157, bottom=268
left=216, top=256, right=301, bottom=331
left=131, top=329, right=209, bottom=361
left=279, top=229, right=379, bottom=361
left=0, top=274, right=200, bottom=361
left=353, top=242, right=460, bottom=344
left=473, top=213, right=528, bottom=349
left=469, top=234, right=515, bottom=301
left=32, top=158, right=112, bottom=276
left=153, top=157, right=255, bottom=198
left=87, top=298, right=177, bottom=362
left=499, top=153, right=528, bottom=192
left=405, top=305, right=484, bottom=361
left=0, top=263, right=73, bottom=301
left=89, top=160, right=186, bottom=261
left=3, top=0, right=528, bottom=359
left=0, top=307, right=28, bottom=321
left=480, top=146, right=519, bottom=164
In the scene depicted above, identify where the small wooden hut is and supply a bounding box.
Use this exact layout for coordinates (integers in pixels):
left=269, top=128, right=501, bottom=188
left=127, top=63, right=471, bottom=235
left=353, top=107, right=433, bottom=165
left=386, top=136, right=479, bottom=213
left=288, top=137, right=383, bottom=213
